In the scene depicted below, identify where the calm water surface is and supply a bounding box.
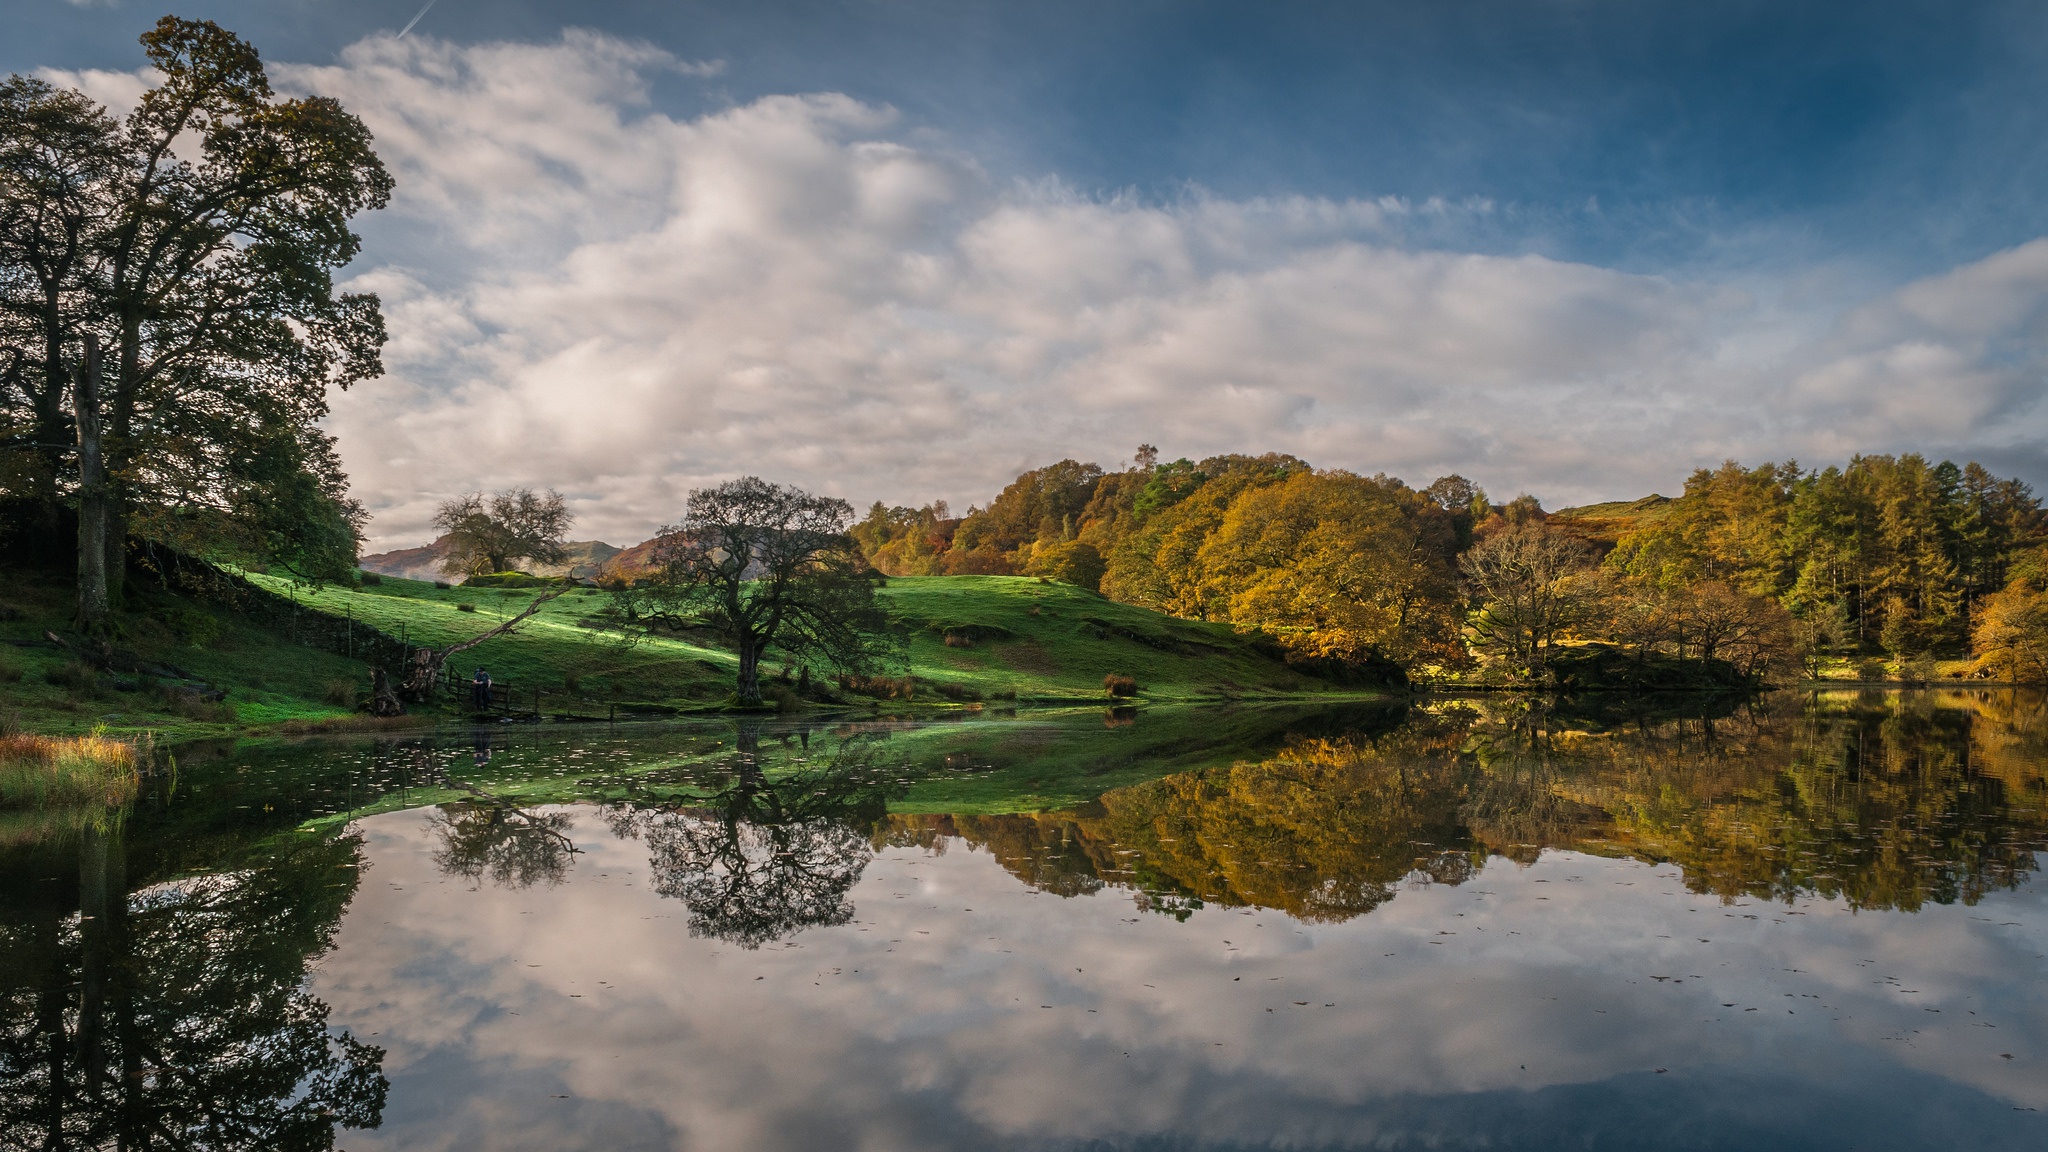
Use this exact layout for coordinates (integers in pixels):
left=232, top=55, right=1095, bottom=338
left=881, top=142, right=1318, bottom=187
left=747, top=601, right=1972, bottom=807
left=5, top=691, right=2047, bottom=1150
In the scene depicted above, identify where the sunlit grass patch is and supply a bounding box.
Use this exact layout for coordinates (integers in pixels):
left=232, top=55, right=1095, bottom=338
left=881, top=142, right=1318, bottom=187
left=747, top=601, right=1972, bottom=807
left=0, top=729, right=142, bottom=807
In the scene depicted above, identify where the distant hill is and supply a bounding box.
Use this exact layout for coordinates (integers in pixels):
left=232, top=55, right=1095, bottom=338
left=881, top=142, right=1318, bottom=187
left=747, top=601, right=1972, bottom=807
left=1548, top=494, right=1672, bottom=551
left=360, top=536, right=624, bottom=581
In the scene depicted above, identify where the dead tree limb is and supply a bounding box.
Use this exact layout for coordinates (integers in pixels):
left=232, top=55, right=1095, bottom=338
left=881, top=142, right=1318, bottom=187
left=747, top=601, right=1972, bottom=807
left=401, top=582, right=572, bottom=702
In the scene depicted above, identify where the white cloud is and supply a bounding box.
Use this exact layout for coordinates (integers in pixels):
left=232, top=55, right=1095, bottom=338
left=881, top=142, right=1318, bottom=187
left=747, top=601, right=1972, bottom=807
left=309, top=807, right=2048, bottom=1150
left=262, top=32, right=2048, bottom=548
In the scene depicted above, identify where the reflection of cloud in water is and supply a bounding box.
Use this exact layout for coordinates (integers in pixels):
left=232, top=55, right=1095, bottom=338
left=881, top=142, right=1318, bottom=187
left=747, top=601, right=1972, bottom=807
left=313, top=808, right=2048, bottom=1152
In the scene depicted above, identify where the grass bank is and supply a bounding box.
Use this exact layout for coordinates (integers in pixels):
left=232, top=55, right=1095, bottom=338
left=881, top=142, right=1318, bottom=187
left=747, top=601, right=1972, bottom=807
left=1, top=565, right=1368, bottom=742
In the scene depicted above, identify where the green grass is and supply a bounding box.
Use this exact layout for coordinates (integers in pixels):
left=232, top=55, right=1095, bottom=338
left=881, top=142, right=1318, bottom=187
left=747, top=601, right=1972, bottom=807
left=877, top=575, right=1344, bottom=702
left=0, top=569, right=379, bottom=741
left=0, top=565, right=1369, bottom=744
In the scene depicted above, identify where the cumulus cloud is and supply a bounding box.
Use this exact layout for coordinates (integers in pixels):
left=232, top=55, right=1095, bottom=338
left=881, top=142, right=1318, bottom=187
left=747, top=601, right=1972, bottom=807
left=262, top=31, right=2048, bottom=547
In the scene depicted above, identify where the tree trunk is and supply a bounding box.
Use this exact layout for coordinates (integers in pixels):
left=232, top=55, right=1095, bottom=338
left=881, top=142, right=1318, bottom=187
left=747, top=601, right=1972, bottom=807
left=735, top=638, right=764, bottom=705
left=74, top=335, right=110, bottom=637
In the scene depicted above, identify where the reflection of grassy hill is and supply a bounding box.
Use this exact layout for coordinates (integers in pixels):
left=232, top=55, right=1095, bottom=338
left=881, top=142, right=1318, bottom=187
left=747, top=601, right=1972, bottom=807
left=1, top=566, right=1365, bottom=740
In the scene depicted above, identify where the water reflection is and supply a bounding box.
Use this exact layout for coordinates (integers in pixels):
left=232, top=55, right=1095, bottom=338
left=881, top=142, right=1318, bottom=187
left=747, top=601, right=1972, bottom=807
left=0, top=820, right=386, bottom=1150
left=5, top=691, right=2046, bottom=1151
left=891, top=691, right=2048, bottom=927
left=602, top=723, right=901, bottom=948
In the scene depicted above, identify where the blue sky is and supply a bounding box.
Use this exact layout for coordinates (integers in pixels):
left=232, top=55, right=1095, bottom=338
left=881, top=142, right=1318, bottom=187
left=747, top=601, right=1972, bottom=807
left=14, top=1, right=2048, bottom=544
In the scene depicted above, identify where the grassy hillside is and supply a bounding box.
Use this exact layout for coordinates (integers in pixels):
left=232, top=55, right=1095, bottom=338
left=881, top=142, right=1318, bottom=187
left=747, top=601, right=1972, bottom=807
left=0, top=568, right=1362, bottom=742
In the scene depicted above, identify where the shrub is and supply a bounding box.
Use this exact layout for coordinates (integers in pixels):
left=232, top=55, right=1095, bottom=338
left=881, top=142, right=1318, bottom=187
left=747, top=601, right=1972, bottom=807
left=1103, top=673, right=1139, bottom=697
left=156, top=685, right=234, bottom=723
left=323, top=679, right=361, bottom=707
left=0, top=654, right=21, bottom=683
left=359, top=571, right=384, bottom=586
left=434, top=580, right=452, bottom=590
left=838, top=673, right=917, bottom=700
left=44, top=660, right=98, bottom=692
left=456, top=602, right=477, bottom=613
left=0, top=730, right=140, bottom=808
left=934, top=681, right=981, bottom=701
left=942, top=631, right=975, bottom=648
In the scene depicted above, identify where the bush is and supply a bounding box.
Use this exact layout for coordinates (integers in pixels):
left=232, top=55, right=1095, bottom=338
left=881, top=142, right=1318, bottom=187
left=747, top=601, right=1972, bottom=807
left=463, top=571, right=556, bottom=589
left=839, top=673, right=916, bottom=700
left=323, top=679, right=361, bottom=707
left=1103, top=673, right=1139, bottom=697
left=434, top=580, right=452, bottom=590
left=156, top=685, right=234, bottom=723
left=45, top=660, right=98, bottom=692
left=456, top=602, right=477, bottom=613
left=359, top=571, right=384, bottom=586
left=0, top=654, right=21, bottom=684
left=934, top=681, right=981, bottom=701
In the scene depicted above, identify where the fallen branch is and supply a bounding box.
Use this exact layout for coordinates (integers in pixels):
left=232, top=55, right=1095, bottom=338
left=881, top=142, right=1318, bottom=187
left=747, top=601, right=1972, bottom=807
left=400, top=581, right=572, bottom=702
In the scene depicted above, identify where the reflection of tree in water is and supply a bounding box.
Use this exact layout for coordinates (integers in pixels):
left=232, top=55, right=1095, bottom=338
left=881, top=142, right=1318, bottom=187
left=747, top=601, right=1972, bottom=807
left=410, top=735, right=582, bottom=890
left=0, top=826, right=386, bottom=1149
left=888, top=712, right=1481, bottom=922
left=430, top=802, right=580, bottom=889
left=608, top=723, right=899, bottom=949
left=894, top=691, right=2048, bottom=922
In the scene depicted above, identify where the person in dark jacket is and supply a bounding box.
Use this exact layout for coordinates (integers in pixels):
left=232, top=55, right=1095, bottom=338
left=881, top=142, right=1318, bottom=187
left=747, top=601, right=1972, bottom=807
left=471, top=667, right=492, bottom=711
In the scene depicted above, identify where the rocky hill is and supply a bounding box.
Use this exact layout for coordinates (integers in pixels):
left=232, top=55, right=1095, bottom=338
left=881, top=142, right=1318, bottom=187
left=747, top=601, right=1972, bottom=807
left=360, top=536, right=624, bottom=581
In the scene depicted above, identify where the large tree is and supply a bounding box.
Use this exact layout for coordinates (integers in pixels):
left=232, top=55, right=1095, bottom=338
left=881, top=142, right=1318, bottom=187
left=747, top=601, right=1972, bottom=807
left=432, top=487, right=572, bottom=575
left=611, top=477, right=892, bottom=706
left=0, top=17, right=391, bottom=632
left=1461, top=520, right=1604, bottom=676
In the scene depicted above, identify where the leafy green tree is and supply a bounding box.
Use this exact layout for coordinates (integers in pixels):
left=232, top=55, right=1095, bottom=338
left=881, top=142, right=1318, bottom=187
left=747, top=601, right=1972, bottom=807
left=0, top=18, right=391, bottom=632
left=432, top=487, right=572, bottom=575
left=0, top=77, right=121, bottom=532
left=612, top=477, right=893, bottom=706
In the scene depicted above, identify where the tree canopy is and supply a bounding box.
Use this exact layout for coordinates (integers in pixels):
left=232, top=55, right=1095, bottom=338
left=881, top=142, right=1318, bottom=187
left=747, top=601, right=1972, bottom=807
left=611, top=477, right=893, bottom=706
left=0, top=17, right=390, bottom=626
left=432, top=487, right=572, bottom=576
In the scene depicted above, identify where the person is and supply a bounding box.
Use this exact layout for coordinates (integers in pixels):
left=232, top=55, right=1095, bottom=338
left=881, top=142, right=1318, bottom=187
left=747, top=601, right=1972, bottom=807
left=471, top=666, right=493, bottom=711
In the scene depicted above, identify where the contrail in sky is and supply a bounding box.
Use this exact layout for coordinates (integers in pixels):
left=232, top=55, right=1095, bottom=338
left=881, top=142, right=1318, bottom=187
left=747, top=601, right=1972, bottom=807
left=398, top=0, right=438, bottom=39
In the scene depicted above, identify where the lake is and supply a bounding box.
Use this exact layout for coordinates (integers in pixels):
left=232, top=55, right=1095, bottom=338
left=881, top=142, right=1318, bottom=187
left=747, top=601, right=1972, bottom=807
left=4, top=690, right=2046, bottom=1150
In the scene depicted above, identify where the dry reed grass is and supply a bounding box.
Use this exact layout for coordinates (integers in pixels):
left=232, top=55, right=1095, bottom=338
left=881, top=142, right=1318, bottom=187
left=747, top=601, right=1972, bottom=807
left=0, top=730, right=141, bottom=807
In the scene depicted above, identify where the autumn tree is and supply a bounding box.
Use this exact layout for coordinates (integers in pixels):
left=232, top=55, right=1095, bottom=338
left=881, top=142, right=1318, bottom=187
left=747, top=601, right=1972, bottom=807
left=1971, top=549, right=2048, bottom=682
left=610, top=477, right=892, bottom=706
left=1461, top=520, right=1603, bottom=676
left=848, top=499, right=954, bottom=576
left=1194, top=470, right=1461, bottom=667
left=433, top=487, right=572, bottom=575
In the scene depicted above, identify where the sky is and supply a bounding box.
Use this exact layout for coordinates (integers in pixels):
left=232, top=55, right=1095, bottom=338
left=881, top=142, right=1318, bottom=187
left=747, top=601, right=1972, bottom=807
left=11, top=1, right=2048, bottom=548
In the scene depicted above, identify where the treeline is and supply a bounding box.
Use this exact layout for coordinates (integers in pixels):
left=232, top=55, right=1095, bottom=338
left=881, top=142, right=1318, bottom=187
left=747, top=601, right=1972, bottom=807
left=853, top=448, right=2048, bottom=682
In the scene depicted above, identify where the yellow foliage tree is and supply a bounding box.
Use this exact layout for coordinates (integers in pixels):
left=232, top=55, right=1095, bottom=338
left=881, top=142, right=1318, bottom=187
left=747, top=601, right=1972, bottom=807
left=1972, top=550, right=2048, bottom=682
left=1195, top=471, right=1461, bottom=665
